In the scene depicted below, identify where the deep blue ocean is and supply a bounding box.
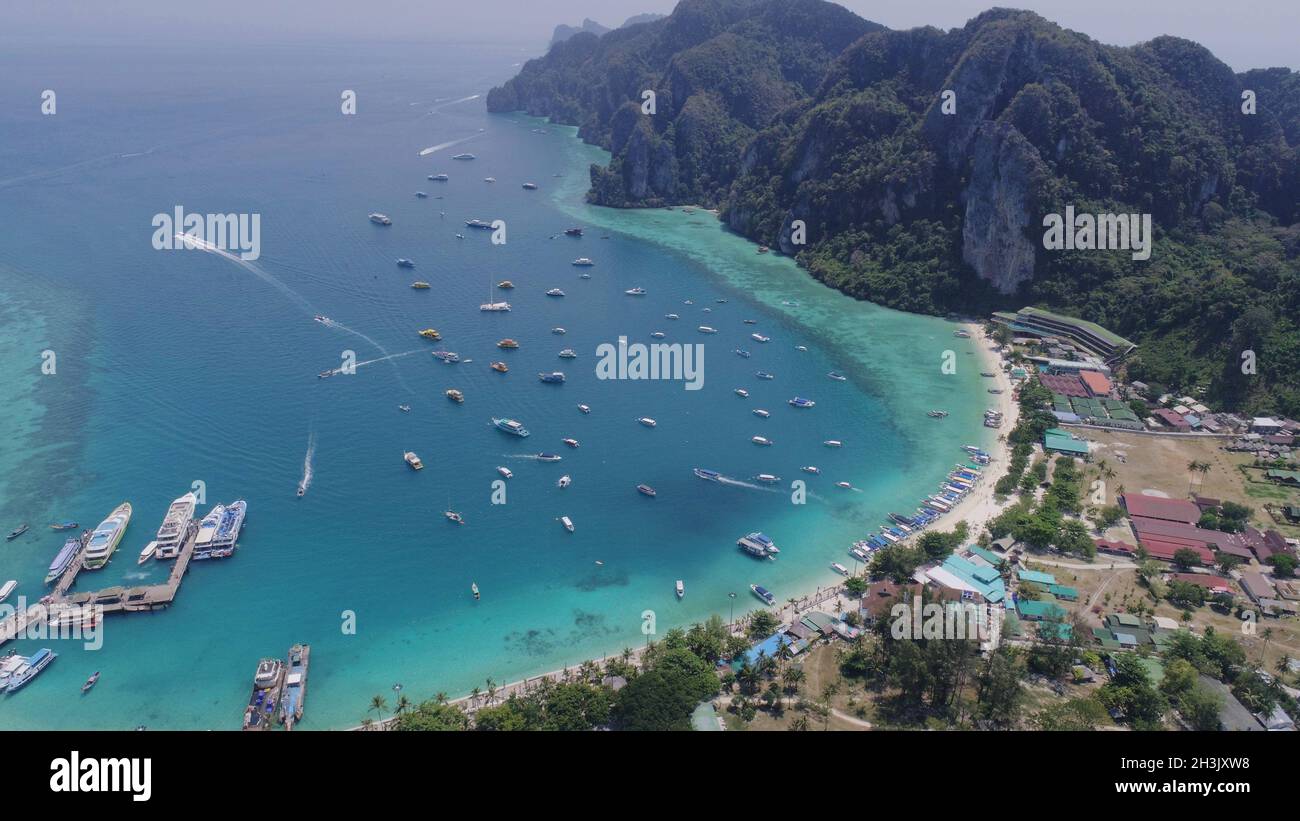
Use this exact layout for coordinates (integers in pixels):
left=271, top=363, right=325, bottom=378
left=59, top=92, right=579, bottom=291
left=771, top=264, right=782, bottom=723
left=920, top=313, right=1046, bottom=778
left=0, top=38, right=992, bottom=728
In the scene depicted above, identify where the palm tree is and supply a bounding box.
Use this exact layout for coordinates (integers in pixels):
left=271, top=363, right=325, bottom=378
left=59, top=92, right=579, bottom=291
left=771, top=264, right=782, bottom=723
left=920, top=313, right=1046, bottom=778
left=1186, top=460, right=1201, bottom=495
left=360, top=717, right=374, bottom=730
left=1197, top=462, right=1211, bottom=493
left=393, top=694, right=411, bottom=719
left=368, top=694, right=388, bottom=724
left=469, top=686, right=481, bottom=708
left=435, top=691, right=449, bottom=705
left=485, top=678, right=498, bottom=706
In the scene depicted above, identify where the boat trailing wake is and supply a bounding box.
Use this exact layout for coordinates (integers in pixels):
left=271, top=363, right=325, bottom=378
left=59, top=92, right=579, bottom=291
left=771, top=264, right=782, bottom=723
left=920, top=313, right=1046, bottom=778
left=298, top=433, right=315, bottom=497
left=319, top=349, right=421, bottom=376
left=716, top=476, right=780, bottom=493
left=419, top=133, right=478, bottom=156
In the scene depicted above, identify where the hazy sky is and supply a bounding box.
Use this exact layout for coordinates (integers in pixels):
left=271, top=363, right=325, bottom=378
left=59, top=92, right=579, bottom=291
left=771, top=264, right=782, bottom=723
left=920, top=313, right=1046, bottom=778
left=8, top=0, right=1297, bottom=71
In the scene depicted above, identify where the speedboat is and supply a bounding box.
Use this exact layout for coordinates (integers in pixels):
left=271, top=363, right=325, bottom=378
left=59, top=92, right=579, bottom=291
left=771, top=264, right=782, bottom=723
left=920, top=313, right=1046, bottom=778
left=743, top=319, right=757, bottom=325
left=0, top=580, right=15, bottom=602
left=446, top=389, right=464, bottom=402
left=697, top=326, right=717, bottom=334
left=46, top=537, right=82, bottom=583
left=665, top=313, right=679, bottom=320
left=552, top=327, right=567, bottom=334
left=522, top=182, right=538, bottom=190
left=836, top=481, right=852, bottom=489
left=637, top=484, right=656, bottom=497
left=751, top=436, right=773, bottom=446
left=676, top=580, right=685, bottom=599
left=411, top=282, right=431, bottom=289
left=753, top=409, right=770, bottom=418
left=313, top=315, right=331, bottom=324
left=562, top=438, right=579, bottom=448
left=827, top=371, right=847, bottom=381
left=789, top=397, right=815, bottom=408
left=6, top=524, right=28, bottom=541
left=578, top=404, right=591, bottom=414
left=483, top=177, right=496, bottom=183
left=472, top=582, right=480, bottom=600
left=490, top=362, right=509, bottom=373
left=396, top=258, right=415, bottom=268
left=428, top=173, right=449, bottom=181
left=445, top=511, right=464, bottom=525
left=317, top=369, right=334, bottom=379
left=557, top=475, right=572, bottom=487
left=546, top=288, right=566, bottom=297
left=823, top=440, right=843, bottom=448
left=733, top=349, right=751, bottom=358
left=558, top=349, right=577, bottom=358
left=625, top=287, right=647, bottom=296
left=497, top=280, right=515, bottom=289
left=801, top=466, right=820, bottom=475
left=536, top=453, right=562, bottom=463
left=693, top=468, right=721, bottom=482
left=432, top=350, right=460, bottom=363
left=82, top=671, right=100, bottom=693
left=754, top=474, right=780, bottom=483
left=493, top=418, right=530, bottom=437
left=831, top=562, right=849, bottom=576
left=369, top=213, right=392, bottom=225
left=651, top=332, right=666, bottom=339
left=750, top=585, right=775, bottom=606
left=734, top=388, right=749, bottom=397
left=560, top=516, right=575, bottom=532
left=137, top=540, right=158, bottom=565
left=404, top=452, right=424, bottom=470
left=795, top=345, right=807, bottom=351
left=572, top=258, right=594, bottom=267
left=564, top=227, right=583, bottom=236
left=751, top=333, right=771, bottom=343
left=49, top=521, right=78, bottom=531
left=419, top=328, right=441, bottom=340
left=636, top=417, right=657, bottom=428
left=755, top=371, right=774, bottom=380
left=497, top=467, right=513, bottom=479
left=538, top=372, right=566, bottom=383
left=398, top=404, right=411, bottom=412
left=497, top=339, right=519, bottom=349
left=415, top=191, right=429, bottom=198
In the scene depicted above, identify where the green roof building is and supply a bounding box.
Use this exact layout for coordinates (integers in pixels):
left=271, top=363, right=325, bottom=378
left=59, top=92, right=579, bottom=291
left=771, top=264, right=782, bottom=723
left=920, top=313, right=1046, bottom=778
left=1044, top=428, right=1090, bottom=457
left=1017, top=600, right=1068, bottom=621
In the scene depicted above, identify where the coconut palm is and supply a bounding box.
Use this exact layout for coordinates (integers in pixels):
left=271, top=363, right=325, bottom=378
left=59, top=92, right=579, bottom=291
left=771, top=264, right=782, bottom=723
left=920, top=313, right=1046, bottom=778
left=394, top=694, right=411, bottom=718
left=435, top=691, right=449, bottom=705
left=368, top=694, right=388, bottom=723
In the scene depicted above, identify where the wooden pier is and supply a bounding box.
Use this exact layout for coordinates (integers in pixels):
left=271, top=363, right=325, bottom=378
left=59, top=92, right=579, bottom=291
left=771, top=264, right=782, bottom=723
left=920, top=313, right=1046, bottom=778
left=0, top=522, right=200, bottom=647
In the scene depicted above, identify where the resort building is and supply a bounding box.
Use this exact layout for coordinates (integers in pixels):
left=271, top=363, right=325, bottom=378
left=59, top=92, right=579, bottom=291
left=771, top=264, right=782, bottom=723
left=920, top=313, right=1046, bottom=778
left=1043, top=428, right=1090, bottom=458
left=992, top=307, right=1137, bottom=364
left=1239, top=572, right=1277, bottom=605
left=1119, top=494, right=1200, bottom=524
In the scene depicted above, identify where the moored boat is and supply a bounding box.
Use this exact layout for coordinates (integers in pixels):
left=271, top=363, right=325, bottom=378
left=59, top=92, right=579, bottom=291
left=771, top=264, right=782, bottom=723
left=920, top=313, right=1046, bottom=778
left=788, top=397, right=815, bottom=408
left=492, top=417, right=530, bottom=437
left=242, top=658, right=284, bottom=731
left=446, top=389, right=464, bottom=403
left=4, top=648, right=56, bottom=694
left=636, top=417, right=657, bottom=428
left=562, top=438, right=579, bottom=448
left=801, top=466, right=820, bottom=474
left=636, top=484, right=656, bottom=497
left=0, top=580, right=15, bottom=602
left=6, top=524, right=29, bottom=541
left=279, top=644, right=311, bottom=730
left=48, top=521, right=78, bottom=531
left=497, top=466, right=513, bottom=479
left=83, top=502, right=134, bottom=569
left=490, top=361, right=509, bottom=373
left=750, top=584, right=776, bottom=606
left=368, top=213, right=392, bottom=225
left=82, top=671, right=100, bottom=693
left=404, top=451, right=424, bottom=470
left=137, top=541, right=158, bottom=565
left=45, top=536, right=84, bottom=584
left=693, top=468, right=721, bottom=482
left=445, top=510, right=464, bottom=525
left=538, top=371, right=566, bottom=383
left=497, top=338, right=519, bottom=349
left=560, top=516, right=575, bottom=532
left=411, top=281, right=431, bottom=289
left=675, top=580, right=685, bottom=599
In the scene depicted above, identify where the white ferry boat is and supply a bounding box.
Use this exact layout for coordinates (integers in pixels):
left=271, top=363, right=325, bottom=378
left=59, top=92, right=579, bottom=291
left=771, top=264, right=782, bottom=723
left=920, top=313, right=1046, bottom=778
left=152, top=492, right=196, bottom=560
left=82, top=502, right=134, bottom=569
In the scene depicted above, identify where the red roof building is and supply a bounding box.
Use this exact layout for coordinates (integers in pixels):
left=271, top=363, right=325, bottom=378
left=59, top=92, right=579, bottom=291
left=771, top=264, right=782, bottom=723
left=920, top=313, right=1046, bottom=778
left=1151, top=408, right=1190, bottom=431
left=1168, top=573, right=1234, bottom=596
left=1039, top=373, right=1089, bottom=398
left=1079, top=370, right=1113, bottom=397
left=1096, top=539, right=1137, bottom=556
left=1119, top=494, right=1201, bottom=524
left=1128, top=516, right=1219, bottom=564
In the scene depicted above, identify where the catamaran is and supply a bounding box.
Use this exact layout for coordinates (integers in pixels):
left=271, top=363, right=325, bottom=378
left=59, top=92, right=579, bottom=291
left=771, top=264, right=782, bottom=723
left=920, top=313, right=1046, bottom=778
left=83, top=502, right=134, bottom=569
left=198, top=501, right=245, bottom=560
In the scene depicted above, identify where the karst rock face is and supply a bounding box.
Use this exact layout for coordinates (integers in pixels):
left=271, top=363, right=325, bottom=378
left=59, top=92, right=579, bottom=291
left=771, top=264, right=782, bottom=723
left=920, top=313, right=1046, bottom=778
left=489, top=0, right=1300, bottom=310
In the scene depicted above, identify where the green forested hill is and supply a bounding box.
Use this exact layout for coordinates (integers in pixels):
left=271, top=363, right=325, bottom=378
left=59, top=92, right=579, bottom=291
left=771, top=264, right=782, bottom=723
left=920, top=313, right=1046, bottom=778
left=488, top=1, right=1300, bottom=415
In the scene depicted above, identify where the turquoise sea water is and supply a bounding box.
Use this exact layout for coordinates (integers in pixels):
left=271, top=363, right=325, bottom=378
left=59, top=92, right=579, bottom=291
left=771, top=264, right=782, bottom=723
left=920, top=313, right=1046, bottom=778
left=0, top=40, right=991, bottom=729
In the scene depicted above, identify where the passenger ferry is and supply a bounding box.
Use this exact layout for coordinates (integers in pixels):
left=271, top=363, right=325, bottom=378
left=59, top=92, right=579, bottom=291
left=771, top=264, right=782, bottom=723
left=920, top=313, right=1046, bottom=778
left=538, top=372, right=566, bottom=383
left=738, top=532, right=779, bottom=558
left=242, top=658, right=285, bottom=731
left=693, top=468, right=722, bottom=482
left=750, top=584, right=776, bottom=606
left=368, top=213, right=392, bottom=225
left=625, top=287, right=647, bottom=296
left=788, top=397, right=815, bottom=408
left=404, top=452, right=425, bottom=470
left=446, top=389, right=464, bottom=403
left=492, top=417, right=530, bottom=437
left=45, top=536, right=83, bottom=584
left=192, top=505, right=225, bottom=559
left=636, top=417, right=657, bottom=428
left=4, top=648, right=57, bottom=694
left=279, top=644, right=311, bottom=730
left=83, top=501, right=134, bottom=569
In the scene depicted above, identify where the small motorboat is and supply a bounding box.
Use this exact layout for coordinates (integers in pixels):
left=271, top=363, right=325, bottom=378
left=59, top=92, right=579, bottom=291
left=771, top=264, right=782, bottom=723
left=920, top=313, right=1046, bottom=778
left=551, top=327, right=566, bottom=335
left=497, top=467, right=513, bottom=479
left=836, top=481, right=852, bottom=489
left=536, top=453, right=562, bottom=463
left=490, top=361, right=508, bottom=373
left=636, top=417, right=657, bottom=428
left=827, top=371, right=848, bottom=382
left=823, top=440, right=844, bottom=448
left=6, top=524, right=29, bottom=541
left=559, top=516, right=575, bottom=532
left=398, top=404, right=411, bottom=413
left=734, top=388, right=749, bottom=398
left=446, top=389, right=464, bottom=403
left=562, top=438, right=579, bottom=448
left=445, top=511, right=464, bottom=525
left=471, top=583, right=480, bottom=600
left=557, top=475, right=572, bottom=488
left=753, top=409, right=770, bottom=418
left=0, top=580, right=16, bottom=603
left=137, top=541, right=158, bottom=565
left=82, top=672, right=100, bottom=693
left=49, top=521, right=78, bottom=531
left=636, top=484, right=656, bottom=498
left=751, top=436, right=773, bottom=446
left=801, top=466, right=820, bottom=475
left=675, top=580, right=685, bottom=599
left=546, top=288, right=566, bottom=297
left=577, top=404, right=591, bottom=414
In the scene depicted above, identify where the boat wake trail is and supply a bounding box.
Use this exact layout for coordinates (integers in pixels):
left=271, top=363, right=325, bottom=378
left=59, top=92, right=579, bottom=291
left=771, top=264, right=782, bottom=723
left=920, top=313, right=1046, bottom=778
left=716, top=476, right=780, bottom=493
left=418, top=133, right=478, bottom=156
left=175, top=233, right=315, bottom=315
left=426, top=94, right=481, bottom=115
left=298, top=432, right=315, bottom=497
